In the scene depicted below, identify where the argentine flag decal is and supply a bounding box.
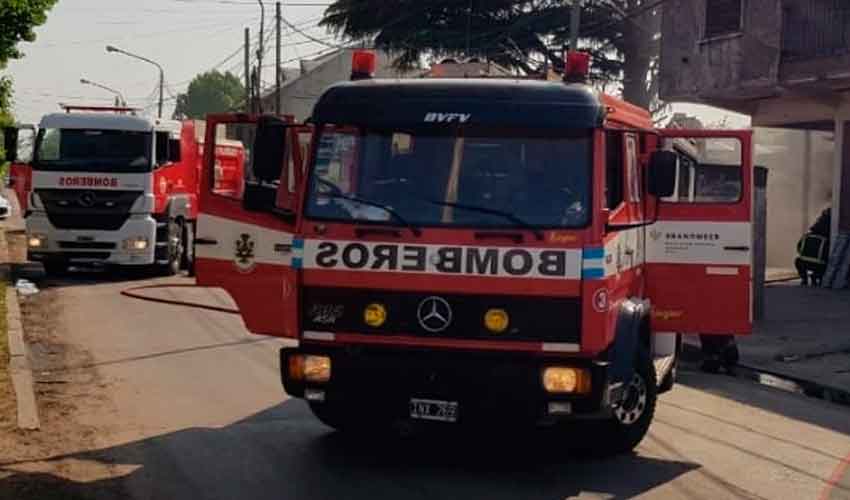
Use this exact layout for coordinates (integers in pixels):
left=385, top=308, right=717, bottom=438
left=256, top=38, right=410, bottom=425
left=292, top=238, right=305, bottom=269
left=582, top=247, right=605, bottom=280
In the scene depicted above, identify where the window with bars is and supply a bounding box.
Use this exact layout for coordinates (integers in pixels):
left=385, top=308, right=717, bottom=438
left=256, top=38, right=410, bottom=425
left=705, top=0, right=743, bottom=38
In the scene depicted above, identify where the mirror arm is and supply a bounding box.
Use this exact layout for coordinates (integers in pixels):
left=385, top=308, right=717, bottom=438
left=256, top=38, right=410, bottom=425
left=606, top=220, right=652, bottom=232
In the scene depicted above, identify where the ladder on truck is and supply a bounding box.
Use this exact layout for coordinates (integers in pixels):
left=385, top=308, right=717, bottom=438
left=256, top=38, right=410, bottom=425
left=823, top=232, right=850, bottom=289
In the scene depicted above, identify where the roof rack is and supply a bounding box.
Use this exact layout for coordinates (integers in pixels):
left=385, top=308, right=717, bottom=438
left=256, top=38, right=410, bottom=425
left=59, top=104, right=141, bottom=115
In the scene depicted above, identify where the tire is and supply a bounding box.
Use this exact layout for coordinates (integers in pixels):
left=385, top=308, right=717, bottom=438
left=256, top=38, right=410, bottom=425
left=182, top=221, right=195, bottom=275
left=160, top=219, right=183, bottom=276
left=595, top=348, right=658, bottom=456
left=43, top=261, right=68, bottom=276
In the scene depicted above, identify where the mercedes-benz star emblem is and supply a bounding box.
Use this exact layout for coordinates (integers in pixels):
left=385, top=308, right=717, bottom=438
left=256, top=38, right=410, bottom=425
left=417, top=296, right=453, bottom=333
left=78, top=191, right=96, bottom=208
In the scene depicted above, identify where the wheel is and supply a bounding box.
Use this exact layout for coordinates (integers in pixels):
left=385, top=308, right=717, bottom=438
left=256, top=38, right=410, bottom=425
left=182, top=221, right=195, bottom=275
left=160, top=219, right=184, bottom=276
left=43, top=261, right=68, bottom=276
left=595, top=348, right=658, bottom=456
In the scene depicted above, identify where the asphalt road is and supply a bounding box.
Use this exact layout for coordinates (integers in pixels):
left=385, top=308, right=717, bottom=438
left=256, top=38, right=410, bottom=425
left=6, top=270, right=850, bottom=500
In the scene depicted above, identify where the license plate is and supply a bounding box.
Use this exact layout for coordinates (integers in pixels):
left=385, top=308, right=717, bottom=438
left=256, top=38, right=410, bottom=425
left=409, top=398, right=459, bottom=423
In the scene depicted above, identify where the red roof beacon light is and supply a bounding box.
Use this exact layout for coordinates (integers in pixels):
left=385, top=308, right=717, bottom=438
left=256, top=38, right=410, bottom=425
left=351, top=50, right=377, bottom=81
left=563, top=51, right=591, bottom=83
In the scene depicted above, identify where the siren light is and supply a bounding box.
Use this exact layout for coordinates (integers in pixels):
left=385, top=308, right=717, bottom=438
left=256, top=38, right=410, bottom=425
left=563, top=51, right=591, bottom=83
left=351, top=50, right=377, bottom=80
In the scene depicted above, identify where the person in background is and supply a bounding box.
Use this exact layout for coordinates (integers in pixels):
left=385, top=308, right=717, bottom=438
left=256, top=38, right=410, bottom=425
left=700, top=335, right=739, bottom=375
left=795, top=207, right=831, bottom=286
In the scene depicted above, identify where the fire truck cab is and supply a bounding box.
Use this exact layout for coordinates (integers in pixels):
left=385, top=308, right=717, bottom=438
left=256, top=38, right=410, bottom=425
left=195, top=52, right=753, bottom=454
left=4, top=106, right=245, bottom=275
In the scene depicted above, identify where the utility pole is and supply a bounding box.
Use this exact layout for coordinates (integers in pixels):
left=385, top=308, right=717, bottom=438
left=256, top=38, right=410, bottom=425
left=244, top=27, right=251, bottom=113
left=570, top=0, right=582, bottom=51
left=465, top=0, right=472, bottom=59
left=275, top=1, right=281, bottom=116
left=257, top=0, right=265, bottom=109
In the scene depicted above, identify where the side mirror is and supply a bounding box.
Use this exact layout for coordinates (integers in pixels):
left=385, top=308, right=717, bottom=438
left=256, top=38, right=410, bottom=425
left=648, top=150, right=677, bottom=198
left=252, top=115, right=288, bottom=183
left=168, top=139, right=181, bottom=163
left=3, top=127, right=19, bottom=162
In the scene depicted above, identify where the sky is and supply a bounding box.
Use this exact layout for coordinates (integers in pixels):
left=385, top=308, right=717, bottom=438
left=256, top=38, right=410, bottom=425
left=5, top=0, right=750, bottom=128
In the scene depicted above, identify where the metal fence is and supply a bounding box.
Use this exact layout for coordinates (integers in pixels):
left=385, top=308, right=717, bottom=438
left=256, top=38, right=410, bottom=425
left=782, top=0, right=850, bottom=60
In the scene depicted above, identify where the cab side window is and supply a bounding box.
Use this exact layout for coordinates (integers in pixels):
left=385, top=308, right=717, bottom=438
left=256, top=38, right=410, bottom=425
left=155, top=132, right=169, bottom=166
left=661, top=137, right=743, bottom=204
left=605, top=131, right=624, bottom=209
left=210, top=122, right=253, bottom=200
left=625, top=133, right=641, bottom=202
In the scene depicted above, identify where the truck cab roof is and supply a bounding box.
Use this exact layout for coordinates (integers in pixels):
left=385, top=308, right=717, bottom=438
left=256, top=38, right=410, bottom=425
left=38, top=112, right=182, bottom=136
left=312, top=78, right=607, bottom=130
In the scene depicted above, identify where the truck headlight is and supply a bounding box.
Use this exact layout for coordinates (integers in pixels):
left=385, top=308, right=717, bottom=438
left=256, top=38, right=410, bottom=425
left=28, top=233, right=47, bottom=248
left=122, top=237, right=149, bottom=251
left=288, top=354, right=332, bottom=383
left=542, top=366, right=592, bottom=394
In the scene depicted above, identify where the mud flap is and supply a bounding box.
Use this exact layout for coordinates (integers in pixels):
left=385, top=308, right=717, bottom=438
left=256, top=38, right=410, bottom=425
left=609, top=299, right=649, bottom=388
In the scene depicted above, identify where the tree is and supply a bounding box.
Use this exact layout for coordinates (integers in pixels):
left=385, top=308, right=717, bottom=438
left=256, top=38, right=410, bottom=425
left=0, top=0, right=57, bottom=67
left=173, top=71, right=245, bottom=120
left=0, top=0, right=58, bottom=159
left=320, top=0, right=662, bottom=110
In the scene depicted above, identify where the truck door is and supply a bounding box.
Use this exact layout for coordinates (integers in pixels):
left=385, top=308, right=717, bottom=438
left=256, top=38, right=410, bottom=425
left=194, top=115, right=307, bottom=338
left=646, top=130, right=753, bottom=335
left=4, top=125, right=36, bottom=212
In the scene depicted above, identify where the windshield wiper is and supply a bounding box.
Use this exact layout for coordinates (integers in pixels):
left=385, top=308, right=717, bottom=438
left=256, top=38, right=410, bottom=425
left=424, top=200, right=544, bottom=241
left=321, top=192, right=422, bottom=237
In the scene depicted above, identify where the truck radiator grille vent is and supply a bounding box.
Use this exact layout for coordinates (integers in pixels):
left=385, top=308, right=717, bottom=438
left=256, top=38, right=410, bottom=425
left=35, top=189, right=144, bottom=231
left=301, top=287, right=582, bottom=344
left=46, top=214, right=130, bottom=231
left=58, top=241, right=117, bottom=250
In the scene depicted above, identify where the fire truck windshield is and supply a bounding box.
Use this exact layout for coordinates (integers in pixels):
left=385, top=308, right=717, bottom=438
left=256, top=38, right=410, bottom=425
left=305, top=126, right=592, bottom=229
left=33, top=128, right=153, bottom=173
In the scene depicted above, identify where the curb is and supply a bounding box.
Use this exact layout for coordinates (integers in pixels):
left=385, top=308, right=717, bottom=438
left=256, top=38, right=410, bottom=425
left=681, top=338, right=850, bottom=408
left=1, top=228, right=40, bottom=430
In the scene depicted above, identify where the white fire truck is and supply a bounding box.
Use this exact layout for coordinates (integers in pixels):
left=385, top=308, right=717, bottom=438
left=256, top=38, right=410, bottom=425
left=5, top=105, right=244, bottom=275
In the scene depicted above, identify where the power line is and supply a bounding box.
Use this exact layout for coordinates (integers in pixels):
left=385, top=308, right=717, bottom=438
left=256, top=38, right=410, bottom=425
left=35, top=17, right=255, bottom=49
left=280, top=15, right=347, bottom=49
left=174, top=0, right=330, bottom=5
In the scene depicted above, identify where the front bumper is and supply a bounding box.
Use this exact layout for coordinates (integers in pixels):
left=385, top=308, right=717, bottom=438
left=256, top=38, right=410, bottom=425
left=26, top=212, right=157, bottom=265
left=281, top=345, right=623, bottom=426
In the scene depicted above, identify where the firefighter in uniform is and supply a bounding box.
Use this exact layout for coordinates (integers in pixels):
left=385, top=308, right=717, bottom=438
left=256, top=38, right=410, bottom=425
left=795, top=207, right=831, bottom=286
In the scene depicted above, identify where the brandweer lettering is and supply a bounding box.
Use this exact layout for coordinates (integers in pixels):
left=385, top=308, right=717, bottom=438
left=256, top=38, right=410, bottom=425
left=313, top=242, right=569, bottom=277
left=59, top=177, right=119, bottom=188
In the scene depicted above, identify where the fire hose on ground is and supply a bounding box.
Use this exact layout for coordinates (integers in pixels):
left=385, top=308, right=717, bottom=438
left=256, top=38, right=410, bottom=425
left=120, top=284, right=240, bottom=315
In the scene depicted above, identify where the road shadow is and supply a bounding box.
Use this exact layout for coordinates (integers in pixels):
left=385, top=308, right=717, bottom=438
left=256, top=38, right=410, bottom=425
left=36, top=266, right=184, bottom=289
left=675, top=367, right=850, bottom=438
left=0, top=400, right=699, bottom=500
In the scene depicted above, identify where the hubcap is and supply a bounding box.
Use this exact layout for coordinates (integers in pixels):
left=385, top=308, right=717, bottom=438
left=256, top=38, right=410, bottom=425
left=170, top=224, right=182, bottom=261
left=614, top=373, right=648, bottom=425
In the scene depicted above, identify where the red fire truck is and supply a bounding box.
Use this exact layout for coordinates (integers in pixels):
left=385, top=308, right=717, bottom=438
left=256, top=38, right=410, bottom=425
left=194, top=51, right=753, bottom=454
left=4, top=106, right=245, bottom=275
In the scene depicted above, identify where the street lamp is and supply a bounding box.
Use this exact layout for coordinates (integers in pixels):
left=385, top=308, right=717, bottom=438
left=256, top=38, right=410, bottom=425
left=106, top=45, right=164, bottom=118
left=80, top=78, right=127, bottom=107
